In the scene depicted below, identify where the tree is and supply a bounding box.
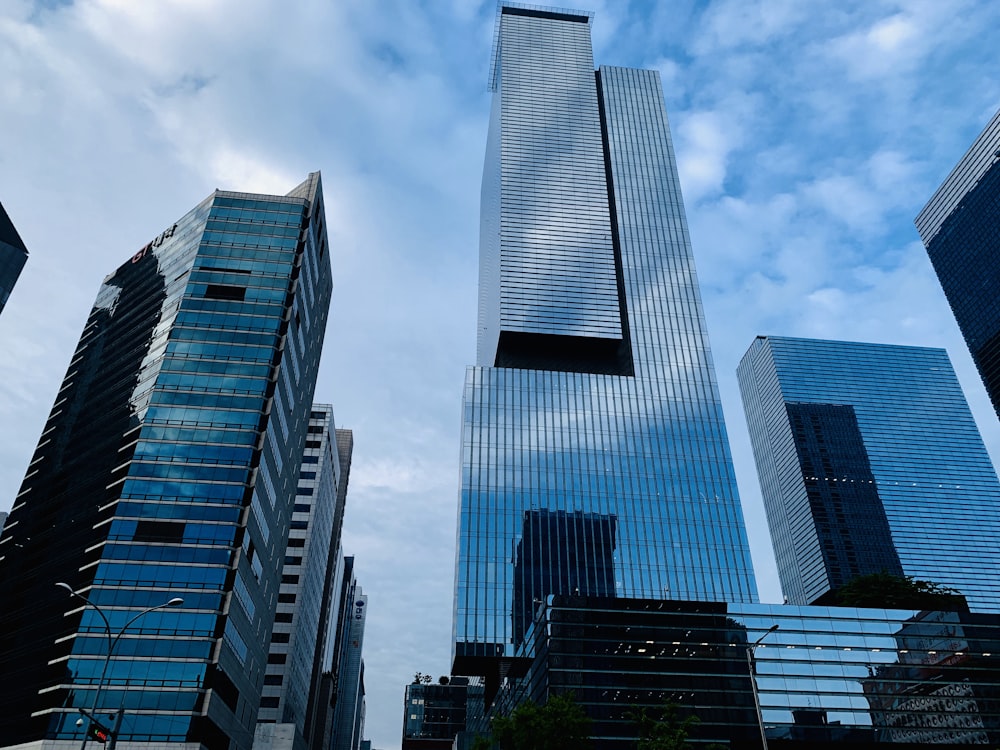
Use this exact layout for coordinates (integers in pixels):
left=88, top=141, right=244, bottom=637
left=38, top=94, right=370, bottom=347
left=631, top=701, right=699, bottom=750
left=834, top=572, right=967, bottom=611
left=478, top=692, right=593, bottom=750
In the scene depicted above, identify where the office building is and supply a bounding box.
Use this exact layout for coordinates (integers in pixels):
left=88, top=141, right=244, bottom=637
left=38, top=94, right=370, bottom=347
left=493, top=595, right=1000, bottom=749
left=402, top=678, right=470, bottom=750
left=453, top=2, right=757, bottom=688
left=328, top=561, right=368, bottom=750
left=255, top=406, right=354, bottom=750
left=0, top=174, right=332, bottom=748
left=0, top=200, right=28, bottom=314
left=304, top=428, right=355, bottom=749
left=738, top=336, right=1000, bottom=611
left=916, top=108, right=1000, bottom=419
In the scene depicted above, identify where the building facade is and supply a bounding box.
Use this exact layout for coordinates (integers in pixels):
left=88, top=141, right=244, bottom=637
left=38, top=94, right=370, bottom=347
left=916, top=108, right=1000, bottom=420
left=453, top=2, right=757, bottom=684
left=0, top=174, right=332, bottom=748
left=495, top=595, right=1000, bottom=749
left=738, top=335, right=1000, bottom=611
left=402, top=678, right=470, bottom=750
left=327, top=560, right=368, bottom=750
left=0, top=199, right=28, bottom=314
left=255, top=407, right=353, bottom=750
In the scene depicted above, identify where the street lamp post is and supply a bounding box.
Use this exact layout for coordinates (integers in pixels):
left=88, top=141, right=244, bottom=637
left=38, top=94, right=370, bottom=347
left=56, top=582, right=183, bottom=749
left=746, top=623, right=779, bottom=750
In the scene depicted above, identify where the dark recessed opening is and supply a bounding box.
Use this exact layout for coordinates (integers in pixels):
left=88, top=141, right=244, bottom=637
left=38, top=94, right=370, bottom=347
left=205, top=284, right=246, bottom=302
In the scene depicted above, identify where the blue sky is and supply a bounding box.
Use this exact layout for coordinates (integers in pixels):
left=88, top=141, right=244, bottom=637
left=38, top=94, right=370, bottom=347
left=1, top=0, right=1000, bottom=747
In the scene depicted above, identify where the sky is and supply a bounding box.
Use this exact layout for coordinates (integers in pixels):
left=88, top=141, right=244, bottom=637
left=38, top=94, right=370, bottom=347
left=1, top=0, right=1000, bottom=747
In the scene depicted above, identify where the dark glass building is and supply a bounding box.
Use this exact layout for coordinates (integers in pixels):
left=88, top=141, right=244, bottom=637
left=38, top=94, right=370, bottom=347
left=495, top=595, right=1000, bottom=749
left=0, top=174, right=332, bottom=748
left=454, top=1, right=757, bottom=686
left=402, top=678, right=470, bottom=750
left=737, top=336, right=1000, bottom=611
left=0, top=199, right=28, bottom=314
left=255, top=405, right=354, bottom=749
left=916, top=108, right=1000, bottom=420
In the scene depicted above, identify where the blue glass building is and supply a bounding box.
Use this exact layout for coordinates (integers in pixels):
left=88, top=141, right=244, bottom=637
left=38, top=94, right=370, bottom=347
left=916, top=108, right=1000, bottom=421
left=0, top=174, right=332, bottom=747
left=453, top=4, right=757, bottom=682
left=0, top=199, right=28, bottom=314
left=738, top=336, right=1000, bottom=612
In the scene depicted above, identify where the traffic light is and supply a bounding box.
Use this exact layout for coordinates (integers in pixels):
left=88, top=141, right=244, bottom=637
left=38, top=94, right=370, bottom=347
left=87, top=721, right=111, bottom=744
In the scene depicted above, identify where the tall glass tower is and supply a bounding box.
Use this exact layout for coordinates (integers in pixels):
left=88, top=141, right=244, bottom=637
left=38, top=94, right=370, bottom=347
left=916, top=108, right=1000, bottom=421
left=0, top=199, right=28, bottom=314
left=0, top=174, right=332, bottom=748
left=738, top=335, right=1000, bottom=612
left=453, top=3, right=757, bottom=680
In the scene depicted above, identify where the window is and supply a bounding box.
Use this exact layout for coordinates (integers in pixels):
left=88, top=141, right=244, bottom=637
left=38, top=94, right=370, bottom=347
left=278, top=593, right=296, bottom=604
left=267, top=654, right=287, bottom=664
left=284, top=555, right=302, bottom=566
left=260, top=696, right=279, bottom=708
left=287, top=538, right=305, bottom=548
left=134, top=520, right=185, bottom=543
left=205, top=284, right=246, bottom=301
left=264, top=675, right=283, bottom=685
left=271, top=633, right=290, bottom=643
left=281, top=574, right=299, bottom=585
left=275, top=612, right=293, bottom=623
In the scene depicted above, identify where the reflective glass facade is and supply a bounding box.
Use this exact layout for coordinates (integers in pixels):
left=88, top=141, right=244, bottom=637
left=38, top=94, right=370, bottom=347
left=0, top=199, right=28, bottom=314
left=0, top=174, right=332, bottom=748
left=257, top=407, right=353, bottom=749
left=402, top=679, right=470, bottom=749
left=495, top=595, right=1000, bottom=749
left=455, top=5, right=757, bottom=676
left=916, top=108, right=1000, bottom=421
left=738, top=336, right=1000, bottom=611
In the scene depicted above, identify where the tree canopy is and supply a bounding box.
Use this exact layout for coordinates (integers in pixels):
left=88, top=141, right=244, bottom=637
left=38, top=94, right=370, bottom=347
left=834, top=572, right=967, bottom=611
left=473, top=692, right=592, bottom=750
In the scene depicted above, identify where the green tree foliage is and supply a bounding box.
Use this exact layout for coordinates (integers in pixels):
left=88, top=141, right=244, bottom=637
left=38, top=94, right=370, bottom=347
left=631, top=701, right=699, bottom=750
left=476, top=692, right=593, bottom=750
left=834, top=572, right=966, bottom=611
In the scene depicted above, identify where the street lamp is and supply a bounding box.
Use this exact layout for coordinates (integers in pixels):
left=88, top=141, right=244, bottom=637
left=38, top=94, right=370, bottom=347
left=746, top=623, right=779, bottom=750
left=55, top=582, right=183, bottom=749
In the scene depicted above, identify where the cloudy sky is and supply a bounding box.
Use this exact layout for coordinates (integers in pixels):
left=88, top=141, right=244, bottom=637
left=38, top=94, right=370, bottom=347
left=2, top=0, right=1000, bottom=747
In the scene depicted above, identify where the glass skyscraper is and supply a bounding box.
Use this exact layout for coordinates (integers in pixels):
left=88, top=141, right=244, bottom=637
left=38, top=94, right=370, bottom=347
left=453, top=3, right=757, bottom=681
left=738, top=335, right=1000, bottom=611
left=0, top=174, right=331, bottom=748
left=916, top=108, right=1000, bottom=420
left=0, top=199, right=28, bottom=314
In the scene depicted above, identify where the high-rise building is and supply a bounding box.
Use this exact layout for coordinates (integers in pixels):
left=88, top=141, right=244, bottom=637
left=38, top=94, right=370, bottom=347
left=255, top=406, right=353, bottom=750
left=0, top=199, right=28, bottom=314
left=738, top=335, right=1000, bottom=611
left=330, top=579, right=368, bottom=750
left=402, top=678, right=470, bottom=750
left=916, top=108, right=1000, bottom=419
left=453, top=3, right=757, bottom=685
left=304, top=427, right=354, bottom=749
left=0, top=174, right=332, bottom=748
